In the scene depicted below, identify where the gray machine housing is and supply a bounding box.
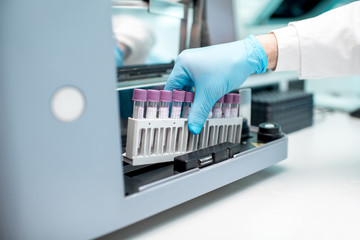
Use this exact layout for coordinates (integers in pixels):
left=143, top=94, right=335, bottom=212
left=0, top=1, right=288, bottom=239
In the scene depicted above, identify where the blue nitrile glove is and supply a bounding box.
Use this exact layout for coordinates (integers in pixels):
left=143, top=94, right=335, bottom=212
left=115, top=45, right=124, bottom=67
left=164, top=35, right=267, bottom=134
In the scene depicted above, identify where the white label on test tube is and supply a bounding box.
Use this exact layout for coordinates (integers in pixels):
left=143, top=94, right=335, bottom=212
left=159, top=90, right=172, bottom=119
left=133, top=106, right=144, bottom=119
left=158, top=107, right=169, bottom=119
left=230, top=108, right=238, bottom=118
left=223, top=108, right=231, bottom=118
left=171, top=105, right=182, bottom=119
left=213, top=96, right=224, bottom=118
left=231, top=93, right=240, bottom=118
left=223, top=94, right=233, bottom=118
left=171, top=90, right=185, bottom=119
left=213, top=107, right=222, bottom=118
left=182, top=104, right=190, bottom=118
left=146, top=105, right=157, bottom=119
left=182, top=91, right=194, bottom=118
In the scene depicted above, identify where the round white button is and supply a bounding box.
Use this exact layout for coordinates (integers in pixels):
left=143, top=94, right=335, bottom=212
left=51, top=86, right=85, bottom=122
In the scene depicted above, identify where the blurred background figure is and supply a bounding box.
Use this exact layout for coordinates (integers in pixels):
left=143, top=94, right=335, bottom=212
left=112, top=15, right=156, bottom=67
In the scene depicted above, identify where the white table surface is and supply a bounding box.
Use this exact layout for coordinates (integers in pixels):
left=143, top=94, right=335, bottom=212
left=102, top=111, right=360, bottom=240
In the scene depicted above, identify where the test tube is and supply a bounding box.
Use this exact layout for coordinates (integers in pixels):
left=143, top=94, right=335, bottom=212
left=132, top=89, right=147, bottom=152
left=158, top=90, right=172, bottom=119
left=212, top=96, right=224, bottom=118
left=182, top=91, right=194, bottom=118
left=222, top=94, right=233, bottom=118
left=146, top=90, right=160, bottom=119
left=146, top=90, right=160, bottom=154
left=171, top=89, right=185, bottom=119
left=132, top=89, right=147, bottom=119
left=159, top=90, right=172, bottom=153
left=231, top=93, right=240, bottom=117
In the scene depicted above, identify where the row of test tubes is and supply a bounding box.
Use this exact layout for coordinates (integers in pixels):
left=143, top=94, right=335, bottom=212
left=132, top=89, right=194, bottom=120
left=132, top=89, right=241, bottom=120
left=210, top=93, right=241, bottom=119
left=131, top=89, right=191, bottom=154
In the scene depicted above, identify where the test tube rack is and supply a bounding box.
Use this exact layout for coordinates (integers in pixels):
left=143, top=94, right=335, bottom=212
left=123, top=117, right=243, bottom=165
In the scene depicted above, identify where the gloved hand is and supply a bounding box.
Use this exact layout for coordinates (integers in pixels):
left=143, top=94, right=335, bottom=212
left=115, top=45, right=124, bottom=67
left=164, top=35, right=268, bottom=134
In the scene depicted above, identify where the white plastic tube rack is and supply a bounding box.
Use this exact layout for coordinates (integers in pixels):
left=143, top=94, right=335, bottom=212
left=123, top=117, right=243, bottom=165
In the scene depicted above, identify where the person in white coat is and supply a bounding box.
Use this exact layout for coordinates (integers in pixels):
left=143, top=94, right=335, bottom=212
left=112, top=15, right=155, bottom=67
left=165, top=1, right=360, bottom=134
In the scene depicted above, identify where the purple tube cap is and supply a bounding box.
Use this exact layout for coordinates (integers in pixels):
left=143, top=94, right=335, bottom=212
left=160, top=90, right=172, bottom=102
left=172, top=89, right=185, bottom=102
left=224, top=94, right=234, bottom=104
left=147, top=89, right=160, bottom=102
left=216, top=96, right=225, bottom=104
left=232, top=93, right=240, bottom=104
left=132, top=89, right=147, bottom=102
left=184, top=91, right=195, bottom=103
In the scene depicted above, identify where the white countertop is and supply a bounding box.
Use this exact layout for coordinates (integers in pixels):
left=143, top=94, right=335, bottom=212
left=103, top=111, right=360, bottom=240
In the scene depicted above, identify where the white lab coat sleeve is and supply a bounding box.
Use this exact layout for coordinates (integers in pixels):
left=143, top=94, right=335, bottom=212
left=272, top=1, right=360, bottom=79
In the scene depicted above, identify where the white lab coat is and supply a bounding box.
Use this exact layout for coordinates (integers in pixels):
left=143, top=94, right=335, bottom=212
left=112, top=15, right=155, bottom=65
left=272, top=1, right=360, bottom=79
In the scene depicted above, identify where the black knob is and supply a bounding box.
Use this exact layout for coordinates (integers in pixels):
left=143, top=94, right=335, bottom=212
left=257, top=123, right=283, bottom=143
